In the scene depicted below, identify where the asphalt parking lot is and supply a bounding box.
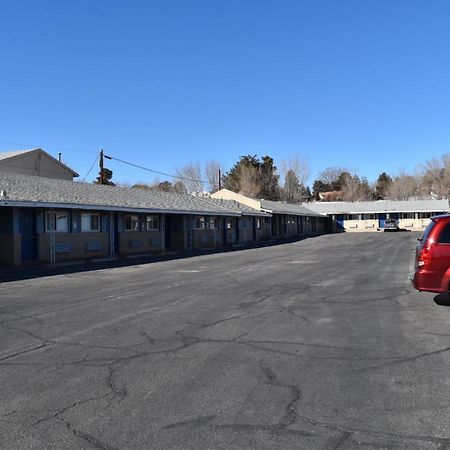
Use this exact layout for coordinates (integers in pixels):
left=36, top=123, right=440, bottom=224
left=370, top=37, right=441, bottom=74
left=1, top=232, right=450, bottom=449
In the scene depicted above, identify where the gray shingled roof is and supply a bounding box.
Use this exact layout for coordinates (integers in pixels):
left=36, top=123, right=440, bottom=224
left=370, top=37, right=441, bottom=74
left=305, top=199, right=450, bottom=215
left=0, top=172, right=241, bottom=216
left=260, top=199, right=324, bottom=217
left=202, top=197, right=271, bottom=216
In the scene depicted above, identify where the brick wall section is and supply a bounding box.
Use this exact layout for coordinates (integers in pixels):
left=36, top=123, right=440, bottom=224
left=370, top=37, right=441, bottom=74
left=38, top=233, right=110, bottom=263
left=0, top=235, right=20, bottom=265
left=259, top=221, right=272, bottom=240
left=192, top=230, right=216, bottom=249
left=398, top=218, right=431, bottom=231
left=118, top=231, right=163, bottom=255
left=238, top=228, right=254, bottom=243
left=341, top=218, right=431, bottom=232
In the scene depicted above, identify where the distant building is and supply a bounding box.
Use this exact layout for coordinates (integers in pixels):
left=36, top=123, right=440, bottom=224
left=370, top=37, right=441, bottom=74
left=306, top=199, right=450, bottom=232
left=318, top=191, right=343, bottom=201
left=210, top=189, right=331, bottom=237
left=0, top=148, right=79, bottom=180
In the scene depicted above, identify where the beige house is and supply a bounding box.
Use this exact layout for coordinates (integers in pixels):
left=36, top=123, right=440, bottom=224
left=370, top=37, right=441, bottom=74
left=0, top=148, right=79, bottom=180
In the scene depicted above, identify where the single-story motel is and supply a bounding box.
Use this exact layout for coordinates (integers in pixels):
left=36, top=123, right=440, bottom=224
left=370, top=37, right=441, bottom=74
left=0, top=149, right=448, bottom=267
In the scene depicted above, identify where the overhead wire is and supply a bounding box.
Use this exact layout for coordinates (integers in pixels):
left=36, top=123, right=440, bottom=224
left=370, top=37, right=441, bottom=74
left=81, top=152, right=100, bottom=181
left=0, top=140, right=98, bottom=154
left=106, top=154, right=211, bottom=185
left=0, top=139, right=214, bottom=186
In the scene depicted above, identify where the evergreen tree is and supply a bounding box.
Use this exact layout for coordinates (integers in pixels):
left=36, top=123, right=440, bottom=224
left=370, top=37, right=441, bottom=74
left=94, top=168, right=115, bottom=186
left=223, top=155, right=280, bottom=200
left=375, top=172, right=393, bottom=199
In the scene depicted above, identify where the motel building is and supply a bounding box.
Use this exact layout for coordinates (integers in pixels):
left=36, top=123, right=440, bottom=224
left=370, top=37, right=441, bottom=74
left=210, top=189, right=332, bottom=236
left=1, top=148, right=448, bottom=267
left=0, top=150, right=331, bottom=267
left=305, top=199, right=450, bottom=232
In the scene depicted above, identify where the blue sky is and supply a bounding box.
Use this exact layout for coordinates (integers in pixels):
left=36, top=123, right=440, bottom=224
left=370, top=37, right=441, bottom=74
left=1, top=0, right=450, bottom=186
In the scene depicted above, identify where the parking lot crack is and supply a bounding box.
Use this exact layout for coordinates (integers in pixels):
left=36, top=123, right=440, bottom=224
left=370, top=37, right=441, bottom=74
left=294, top=413, right=450, bottom=446
left=56, top=414, right=117, bottom=450
left=194, top=313, right=246, bottom=330
left=259, top=361, right=302, bottom=429
left=0, top=342, right=50, bottom=362
left=352, top=346, right=450, bottom=373
left=332, top=430, right=352, bottom=449
left=163, top=415, right=216, bottom=429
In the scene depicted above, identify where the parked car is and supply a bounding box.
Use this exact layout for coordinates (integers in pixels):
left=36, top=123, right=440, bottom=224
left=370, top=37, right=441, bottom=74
left=412, top=214, right=450, bottom=294
left=384, top=218, right=399, bottom=232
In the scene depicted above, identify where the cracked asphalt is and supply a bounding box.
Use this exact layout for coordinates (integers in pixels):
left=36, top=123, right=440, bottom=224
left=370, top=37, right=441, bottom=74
left=1, top=232, right=450, bottom=449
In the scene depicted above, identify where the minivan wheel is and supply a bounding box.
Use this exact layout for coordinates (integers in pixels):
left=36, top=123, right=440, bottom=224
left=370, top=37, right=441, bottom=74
left=434, top=293, right=450, bottom=306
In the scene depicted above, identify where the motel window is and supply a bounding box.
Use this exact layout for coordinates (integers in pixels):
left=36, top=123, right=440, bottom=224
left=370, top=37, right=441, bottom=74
left=45, top=211, right=69, bottom=233
left=145, top=215, right=159, bottom=231
left=400, top=213, right=414, bottom=219
left=363, top=214, right=376, bottom=220
left=194, top=216, right=206, bottom=230
left=124, top=215, right=140, bottom=231
left=81, top=213, right=100, bottom=232
left=209, top=217, right=219, bottom=230
left=347, top=214, right=359, bottom=220
left=226, top=218, right=233, bottom=229
left=418, top=212, right=432, bottom=219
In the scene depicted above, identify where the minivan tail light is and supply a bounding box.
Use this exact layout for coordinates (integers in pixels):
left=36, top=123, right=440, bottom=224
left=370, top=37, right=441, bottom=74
left=418, top=241, right=435, bottom=267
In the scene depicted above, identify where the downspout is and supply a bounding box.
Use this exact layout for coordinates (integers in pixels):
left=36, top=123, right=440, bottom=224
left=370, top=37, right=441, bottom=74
left=161, top=214, right=166, bottom=253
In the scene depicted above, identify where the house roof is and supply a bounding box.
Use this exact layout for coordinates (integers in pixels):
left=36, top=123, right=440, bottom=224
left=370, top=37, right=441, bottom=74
left=305, top=199, right=450, bottom=215
left=0, top=172, right=241, bottom=216
left=0, top=148, right=79, bottom=177
left=260, top=199, right=324, bottom=217
left=0, top=150, right=32, bottom=161
left=211, top=189, right=323, bottom=217
left=203, top=197, right=271, bottom=217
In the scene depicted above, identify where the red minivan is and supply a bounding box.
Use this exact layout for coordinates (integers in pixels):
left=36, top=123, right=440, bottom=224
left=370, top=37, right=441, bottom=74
left=412, top=214, right=450, bottom=294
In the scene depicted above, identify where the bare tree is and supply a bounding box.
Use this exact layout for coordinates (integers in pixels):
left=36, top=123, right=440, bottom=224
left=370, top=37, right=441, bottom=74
left=281, top=154, right=311, bottom=187
left=281, top=170, right=302, bottom=203
left=176, top=162, right=204, bottom=193
left=238, top=164, right=261, bottom=197
left=339, top=172, right=374, bottom=201
left=204, top=160, right=223, bottom=193
left=387, top=172, right=421, bottom=200
left=317, top=166, right=346, bottom=187
left=420, top=153, right=450, bottom=199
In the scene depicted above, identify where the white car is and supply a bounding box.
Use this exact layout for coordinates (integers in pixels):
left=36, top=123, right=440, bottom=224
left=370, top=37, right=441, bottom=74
left=384, top=218, right=399, bottom=232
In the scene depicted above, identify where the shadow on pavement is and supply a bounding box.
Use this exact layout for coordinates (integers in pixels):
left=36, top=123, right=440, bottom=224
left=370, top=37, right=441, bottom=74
left=0, top=235, right=323, bottom=284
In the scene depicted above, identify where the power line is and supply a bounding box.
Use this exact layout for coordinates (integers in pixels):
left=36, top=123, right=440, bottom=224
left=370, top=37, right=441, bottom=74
left=0, top=139, right=219, bottom=186
left=81, top=152, right=100, bottom=181
left=106, top=154, right=211, bottom=185
left=0, top=140, right=98, bottom=154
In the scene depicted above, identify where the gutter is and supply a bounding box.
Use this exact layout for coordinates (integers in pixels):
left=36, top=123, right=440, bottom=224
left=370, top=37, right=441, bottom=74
left=0, top=199, right=242, bottom=217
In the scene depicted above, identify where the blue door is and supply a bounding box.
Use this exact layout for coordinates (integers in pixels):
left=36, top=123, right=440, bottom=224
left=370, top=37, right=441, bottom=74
left=336, top=215, right=345, bottom=231
left=379, top=214, right=386, bottom=229
left=20, top=209, right=37, bottom=261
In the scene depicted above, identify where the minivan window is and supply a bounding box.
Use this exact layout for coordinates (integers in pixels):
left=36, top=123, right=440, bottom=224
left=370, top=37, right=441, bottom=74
left=438, top=222, right=450, bottom=244
left=419, top=220, right=435, bottom=248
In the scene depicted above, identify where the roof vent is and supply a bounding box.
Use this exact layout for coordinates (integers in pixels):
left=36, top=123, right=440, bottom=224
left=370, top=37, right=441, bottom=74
left=0, top=190, right=8, bottom=199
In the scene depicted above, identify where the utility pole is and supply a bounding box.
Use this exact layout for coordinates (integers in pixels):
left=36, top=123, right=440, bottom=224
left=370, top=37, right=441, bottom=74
left=218, top=169, right=222, bottom=191
left=99, top=149, right=104, bottom=185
